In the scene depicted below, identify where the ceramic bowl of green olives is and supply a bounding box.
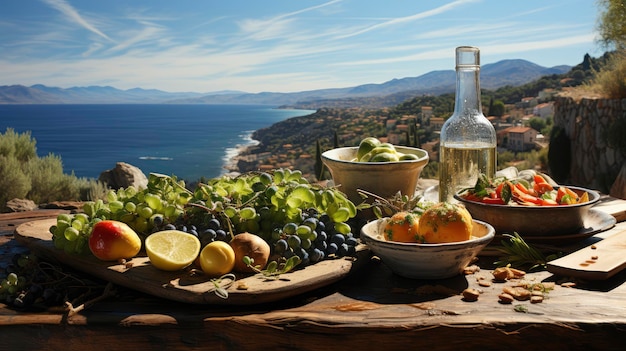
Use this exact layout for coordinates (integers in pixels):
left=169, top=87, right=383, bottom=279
left=321, top=137, right=429, bottom=206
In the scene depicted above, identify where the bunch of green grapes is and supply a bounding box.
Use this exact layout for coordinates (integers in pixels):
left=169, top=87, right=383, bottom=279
left=0, top=261, right=28, bottom=305
left=50, top=173, right=192, bottom=255
left=1, top=251, right=108, bottom=309
left=183, top=169, right=359, bottom=266
left=50, top=169, right=360, bottom=269
left=0, top=252, right=54, bottom=308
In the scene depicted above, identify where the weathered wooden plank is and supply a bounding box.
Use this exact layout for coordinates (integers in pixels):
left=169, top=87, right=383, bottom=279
left=2, top=200, right=626, bottom=351
left=596, top=195, right=626, bottom=222
left=0, top=209, right=68, bottom=236
left=14, top=218, right=371, bottom=305
left=547, top=228, right=626, bottom=279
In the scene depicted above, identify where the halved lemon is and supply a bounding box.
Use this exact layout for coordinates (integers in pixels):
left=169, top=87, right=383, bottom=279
left=145, top=230, right=201, bottom=271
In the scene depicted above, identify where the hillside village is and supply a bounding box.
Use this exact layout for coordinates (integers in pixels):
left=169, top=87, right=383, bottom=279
left=229, top=88, right=557, bottom=181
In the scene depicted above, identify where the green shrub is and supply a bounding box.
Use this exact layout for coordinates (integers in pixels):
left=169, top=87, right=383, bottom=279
left=0, top=155, right=32, bottom=210
left=513, top=150, right=541, bottom=171
left=76, top=177, right=108, bottom=201
left=497, top=151, right=516, bottom=166
left=23, top=153, right=70, bottom=204
left=537, top=147, right=549, bottom=170
left=0, top=128, right=37, bottom=161
left=588, top=51, right=626, bottom=98
left=0, top=129, right=106, bottom=210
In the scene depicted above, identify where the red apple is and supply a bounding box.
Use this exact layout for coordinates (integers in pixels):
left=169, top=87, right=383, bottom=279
left=89, top=220, right=142, bottom=261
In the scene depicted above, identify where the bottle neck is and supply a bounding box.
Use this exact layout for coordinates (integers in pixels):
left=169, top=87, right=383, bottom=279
left=453, top=66, right=482, bottom=116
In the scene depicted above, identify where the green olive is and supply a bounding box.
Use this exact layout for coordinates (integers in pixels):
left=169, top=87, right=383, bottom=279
left=357, top=137, right=381, bottom=160
left=378, top=142, right=396, bottom=150
left=370, top=152, right=400, bottom=162
left=359, top=146, right=397, bottom=162
left=399, top=153, right=420, bottom=161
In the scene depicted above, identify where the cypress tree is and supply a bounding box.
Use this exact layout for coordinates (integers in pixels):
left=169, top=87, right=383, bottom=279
left=315, top=139, right=323, bottom=181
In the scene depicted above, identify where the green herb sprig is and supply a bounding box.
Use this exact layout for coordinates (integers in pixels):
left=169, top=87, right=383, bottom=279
left=494, top=233, right=562, bottom=271
left=243, top=255, right=301, bottom=280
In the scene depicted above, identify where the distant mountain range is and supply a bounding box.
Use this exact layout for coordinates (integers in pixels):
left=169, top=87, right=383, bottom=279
left=0, top=59, right=571, bottom=106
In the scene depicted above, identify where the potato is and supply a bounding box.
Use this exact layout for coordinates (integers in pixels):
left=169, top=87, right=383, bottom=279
left=229, top=232, right=271, bottom=273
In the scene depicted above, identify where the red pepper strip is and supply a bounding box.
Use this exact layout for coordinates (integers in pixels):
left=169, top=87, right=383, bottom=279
left=515, top=182, right=538, bottom=197
left=495, top=182, right=505, bottom=198
left=534, top=183, right=554, bottom=196
left=533, top=174, right=554, bottom=195
left=482, top=197, right=505, bottom=205
left=462, top=192, right=482, bottom=203
left=539, top=198, right=558, bottom=206
left=511, top=183, right=543, bottom=205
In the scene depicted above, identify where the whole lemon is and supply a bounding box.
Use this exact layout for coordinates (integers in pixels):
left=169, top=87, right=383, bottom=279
left=199, top=241, right=236, bottom=277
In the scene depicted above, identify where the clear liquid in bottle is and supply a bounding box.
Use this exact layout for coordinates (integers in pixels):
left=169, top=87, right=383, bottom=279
left=439, top=46, right=497, bottom=202
left=439, top=142, right=496, bottom=202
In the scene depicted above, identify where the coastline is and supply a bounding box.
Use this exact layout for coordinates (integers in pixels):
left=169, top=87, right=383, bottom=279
left=220, top=108, right=316, bottom=177
left=221, top=135, right=259, bottom=175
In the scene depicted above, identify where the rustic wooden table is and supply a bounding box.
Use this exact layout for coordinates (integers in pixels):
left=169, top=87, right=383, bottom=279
left=1, top=196, right=626, bottom=351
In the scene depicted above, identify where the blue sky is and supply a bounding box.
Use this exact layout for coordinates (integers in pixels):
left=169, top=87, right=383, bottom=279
left=1, top=0, right=601, bottom=93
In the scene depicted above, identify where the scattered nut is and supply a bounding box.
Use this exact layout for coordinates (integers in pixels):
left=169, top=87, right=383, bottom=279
left=591, top=255, right=598, bottom=260
left=236, top=282, right=249, bottom=290
left=502, top=286, right=531, bottom=301
left=492, top=266, right=526, bottom=281
left=478, top=280, right=492, bottom=287
left=591, top=244, right=597, bottom=249
left=530, top=295, right=544, bottom=304
left=464, top=265, right=480, bottom=275
left=561, top=282, right=577, bottom=288
left=509, top=267, right=526, bottom=279
left=462, top=288, right=481, bottom=302
left=498, top=293, right=514, bottom=304
left=492, top=267, right=510, bottom=281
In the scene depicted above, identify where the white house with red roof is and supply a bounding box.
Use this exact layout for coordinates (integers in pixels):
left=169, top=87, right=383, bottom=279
left=498, top=125, right=539, bottom=152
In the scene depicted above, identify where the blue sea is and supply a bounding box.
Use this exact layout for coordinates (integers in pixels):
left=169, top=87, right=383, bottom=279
left=0, top=104, right=315, bottom=181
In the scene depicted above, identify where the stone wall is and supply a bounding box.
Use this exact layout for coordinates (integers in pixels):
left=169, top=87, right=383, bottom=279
left=553, top=96, right=626, bottom=195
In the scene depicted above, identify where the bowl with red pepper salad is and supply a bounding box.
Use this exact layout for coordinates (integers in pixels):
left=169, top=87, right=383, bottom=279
left=454, top=172, right=600, bottom=236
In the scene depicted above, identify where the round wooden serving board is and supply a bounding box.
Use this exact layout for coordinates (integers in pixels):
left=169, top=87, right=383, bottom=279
left=14, top=219, right=371, bottom=305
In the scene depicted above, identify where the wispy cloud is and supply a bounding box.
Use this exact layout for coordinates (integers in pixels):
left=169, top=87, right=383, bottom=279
left=1, top=0, right=599, bottom=92
left=106, top=21, right=165, bottom=54
left=42, top=0, right=113, bottom=42
left=480, top=34, right=596, bottom=54
left=335, top=0, right=479, bottom=39
left=236, top=0, right=341, bottom=41
left=339, top=33, right=595, bottom=67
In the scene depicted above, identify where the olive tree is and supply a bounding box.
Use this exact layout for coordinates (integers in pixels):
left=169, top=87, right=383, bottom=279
left=597, top=0, right=626, bottom=50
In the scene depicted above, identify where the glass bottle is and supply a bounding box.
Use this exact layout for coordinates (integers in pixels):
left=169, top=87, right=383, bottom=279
left=439, top=46, right=497, bottom=202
